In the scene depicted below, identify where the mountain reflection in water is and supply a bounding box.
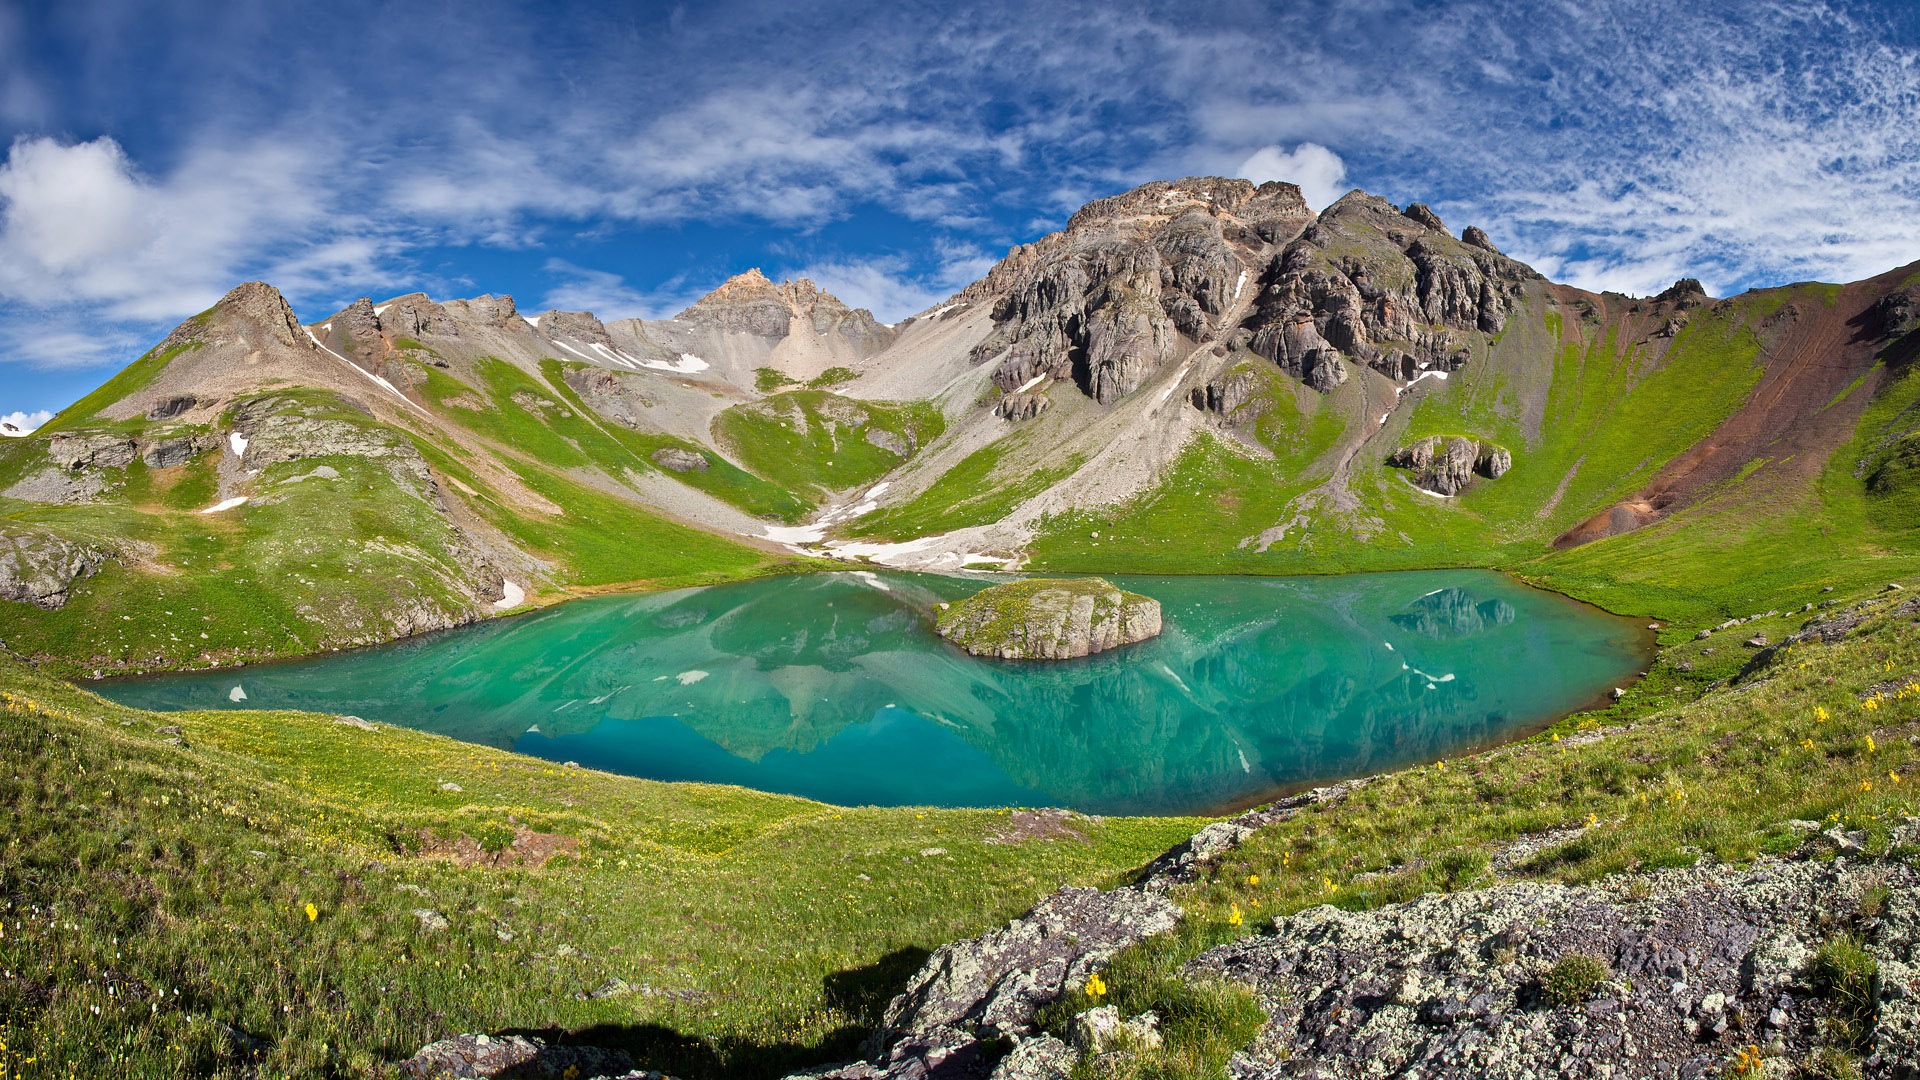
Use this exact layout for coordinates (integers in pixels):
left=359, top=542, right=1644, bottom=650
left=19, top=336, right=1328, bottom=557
left=99, top=570, right=1647, bottom=815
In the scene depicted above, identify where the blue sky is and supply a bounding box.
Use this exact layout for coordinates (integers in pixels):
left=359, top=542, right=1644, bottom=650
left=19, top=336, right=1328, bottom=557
left=4, top=0, right=1920, bottom=425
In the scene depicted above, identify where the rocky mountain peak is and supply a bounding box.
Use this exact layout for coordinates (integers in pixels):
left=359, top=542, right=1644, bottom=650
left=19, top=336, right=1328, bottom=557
left=966, top=177, right=1318, bottom=406
left=1241, top=189, right=1545, bottom=391
left=168, top=281, right=307, bottom=352
left=675, top=269, right=889, bottom=348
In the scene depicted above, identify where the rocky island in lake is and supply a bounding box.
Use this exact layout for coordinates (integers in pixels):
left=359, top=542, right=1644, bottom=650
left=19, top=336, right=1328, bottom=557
left=935, top=577, right=1162, bottom=659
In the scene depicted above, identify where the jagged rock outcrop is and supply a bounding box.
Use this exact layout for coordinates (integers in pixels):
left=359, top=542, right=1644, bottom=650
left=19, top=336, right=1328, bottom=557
left=375, top=293, right=462, bottom=338
left=0, top=528, right=112, bottom=609
left=46, top=432, right=137, bottom=471
left=561, top=367, right=656, bottom=429
left=536, top=309, right=613, bottom=346
left=144, top=394, right=198, bottom=421
left=1242, top=193, right=1539, bottom=390
left=967, top=178, right=1315, bottom=405
left=1194, top=856, right=1920, bottom=1079
left=785, top=785, right=1365, bottom=1080
left=676, top=269, right=896, bottom=354
left=650, top=447, right=708, bottom=473
left=1388, top=435, right=1511, bottom=495
left=995, top=391, right=1050, bottom=422
left=137, top=431, right=212, bottom=469
left=439, top=294, right=523, bottom=330
left=935, top=577, right=1161, bottom=659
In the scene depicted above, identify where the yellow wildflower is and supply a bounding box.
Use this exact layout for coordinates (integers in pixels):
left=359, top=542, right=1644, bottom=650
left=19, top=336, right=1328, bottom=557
left=1248, top=874, right=1260, bottom=886
left=1085, top=972, right=1107, bottom=998
left=1227, top=904, right=1244, bottom=927
left=304, top=903, right=318, bottom=922
left=1865, top=697, right=1881, bottom=711
left=1801, top=738, right=1817, bottom=749
left=1867, top=735, right=1878, bottom=753
left=1585, top=814, right=1598, bottom=827
left=1861, top=780, right=1874, bottom=792
left=1815, top=707, right=1829, bottom=722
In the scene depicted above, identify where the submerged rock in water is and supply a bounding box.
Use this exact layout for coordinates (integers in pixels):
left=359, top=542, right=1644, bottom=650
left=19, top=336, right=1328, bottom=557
left=935, top=577, right=1161, bottom=660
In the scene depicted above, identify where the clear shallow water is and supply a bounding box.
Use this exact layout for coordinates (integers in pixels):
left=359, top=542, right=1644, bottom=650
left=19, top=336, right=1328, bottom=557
left=98, top=570, right=1648, bottom=816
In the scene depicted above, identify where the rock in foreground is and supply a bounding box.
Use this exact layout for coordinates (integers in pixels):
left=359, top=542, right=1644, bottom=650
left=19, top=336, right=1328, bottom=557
left=936, top=577, right=1161, bottom=659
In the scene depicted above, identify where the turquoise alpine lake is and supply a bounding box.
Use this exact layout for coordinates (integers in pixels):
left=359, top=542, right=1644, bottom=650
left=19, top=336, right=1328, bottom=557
left=98, top=570, right=1649, bottom=816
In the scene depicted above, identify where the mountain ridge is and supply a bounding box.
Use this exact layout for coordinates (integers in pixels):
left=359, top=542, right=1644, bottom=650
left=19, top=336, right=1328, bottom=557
left=5, top=175, right=1920, bottom=673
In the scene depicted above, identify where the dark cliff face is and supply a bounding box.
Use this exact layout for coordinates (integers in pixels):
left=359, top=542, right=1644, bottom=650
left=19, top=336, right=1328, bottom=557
left=967, top=178, right=1316, bottom=405
left=1239, top=193, right=1542, bottom=390
left=963, top=179, right=1540, bottom=409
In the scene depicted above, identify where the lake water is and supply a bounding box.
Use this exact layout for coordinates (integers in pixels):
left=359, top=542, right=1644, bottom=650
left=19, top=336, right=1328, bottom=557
left=98, top=570, right=1649, bottom=816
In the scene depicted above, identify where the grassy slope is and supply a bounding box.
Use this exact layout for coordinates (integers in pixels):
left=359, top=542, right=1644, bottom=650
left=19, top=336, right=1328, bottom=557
left=713, top=391, right=944, bottom=502
left=0, top=358, right=802, bottom=675
left=1024, top=285, right=1920, bottom=628
left=0, top=654, right=1198, bottom=1079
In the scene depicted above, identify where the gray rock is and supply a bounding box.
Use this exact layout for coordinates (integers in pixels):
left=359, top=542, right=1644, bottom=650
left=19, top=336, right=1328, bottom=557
left=650, top=447, right=709, bottom=473
left=1461, top=225, right=1500, bottom=253
left=936, top=577, right=1162, bottom=659
left=872, top=884, right=1180, bottom=1053
left=412, top=908, right=450, bottom=932
left=145, top=394, right=199, bottom=421
left=138, top=433, right=206, bottom=469
left=1388, top=435, right=1512, bottom=495
left=972, top=179, right=1314, bottom=405
left=395, top=1033, right=661, bottom=1079
left=864, top=428, right=912, bottom=456
left=0, top=528, right=112, bottom=609
left=996, top=391, right=1050, bottom=422
left=987, top=1034, right=1076, bottom=1080
left=1069, top=1005, right=1162, bottom=1054
left=47, top=432, right=137, bottom=471
left=1189, top=858, right=1919, bottom=1079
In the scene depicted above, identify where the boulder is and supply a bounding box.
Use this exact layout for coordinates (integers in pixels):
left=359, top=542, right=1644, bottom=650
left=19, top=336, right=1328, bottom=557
left=0, top=529, right=111, bottom=609
left=47, top=432, right=137, bottom=471
left=395, top=1033, right=668, bottom=1079
left=650, top=447, right=709, bottom=473
left=996, top=391, right=1050, bottom=422
left=936, top=577, right=1162, bottom=660
left=1388, top=435, right=1511, bottom=495
left=145, top=394, right=199, bottom=421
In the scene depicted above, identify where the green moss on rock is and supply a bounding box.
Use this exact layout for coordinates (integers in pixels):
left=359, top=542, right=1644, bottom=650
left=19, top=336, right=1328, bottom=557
left=935, top=576, right=1161, bottom=660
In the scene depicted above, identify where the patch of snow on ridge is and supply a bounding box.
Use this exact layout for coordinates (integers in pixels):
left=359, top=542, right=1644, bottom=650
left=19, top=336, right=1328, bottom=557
left=374, top=304, right=392, bottom=317
left=302, top=327, right=432, bottom=418
left=228, top=431, right=248, bottom=457
left=1398, top=369, right=1450, bottom=395
left=761, top=523, right=828, bottom=544
left=494, top=581, right=525, bottom=610
left=1014, top=373, right=1046, bottom=394
left=523, top=315, right=541, bottom=328
left=1234, top=269, right=1248, bottom=299
left=200, top=496, right=248, bottom=514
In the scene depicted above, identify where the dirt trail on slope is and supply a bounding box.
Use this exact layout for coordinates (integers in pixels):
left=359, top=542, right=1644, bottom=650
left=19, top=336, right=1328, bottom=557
left=1555, top=269, right=1908, bottom=548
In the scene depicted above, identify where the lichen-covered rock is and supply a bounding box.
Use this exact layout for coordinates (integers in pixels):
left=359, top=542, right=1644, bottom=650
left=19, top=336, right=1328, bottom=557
left=936, top=577, right=1161, bottom=659
left=47, top=432, right=138, bottom=471
left=995, top=391, right=1050, bottom=422
left=1191, top=857, right=1920, bottom=1079
left=0, top=528, right=112, bottom=609
left=1388, top=435, right=1511, bottom=495
left=395, top=1032, right=672, bottom=1079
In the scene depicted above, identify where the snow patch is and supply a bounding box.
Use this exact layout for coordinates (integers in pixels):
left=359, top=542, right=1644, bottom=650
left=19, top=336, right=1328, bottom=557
left=303, top=327, right=432, bottom=418
left=1154, top=360, right=1194, bottom=408
left=1397, top=369, right=1451, bottom=395
left=228, top=431, right=248, bottom=457
left=200, top=496, right=248, bottom=514
left=918, top=302, right=964, bottom=321
left=1013, top=373, right=1047, bottom=394
left=523, top=315, right=541, bottom=328
left=494, top=581, right=525, bottom=610
left=374, top=304, right=392, bottom=317
left=1401, top=477, right=1456, bottom=499
left=675, top=670, right=709, bottom=686
left=1234, top=269, right=1248, bottom=299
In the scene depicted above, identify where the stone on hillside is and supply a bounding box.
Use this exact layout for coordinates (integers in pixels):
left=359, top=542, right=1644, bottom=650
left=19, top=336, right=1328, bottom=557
left=1402, top=202, right=1448, bottom=232
left=0, top=529, right=112, bottom=609
left=995, top=391, right=1050, bottom=422
left=864, top=428, right=911, bottom=456
left=936, top=577, right=1161, bottom=659
left=145, top=394, right=199, bottom=420
left=396, top=1033, right=660, bottom=1079
left=650, top=447, right=709, bottom=473
left=47, top=432, right=137, bottom=471
left=1388, top=435, right=1511, bottom=495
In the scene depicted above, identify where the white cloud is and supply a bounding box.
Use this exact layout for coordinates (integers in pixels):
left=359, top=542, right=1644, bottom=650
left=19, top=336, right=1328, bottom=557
left=536, top=259, right=671, bottom=320
left=792, top=241, right=998, bottom=323
left=1234, top=143, right=1349, bottom=211
left=0, top=135, right=328, bottom=321
left=0, top=409, right=53, bottom=436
